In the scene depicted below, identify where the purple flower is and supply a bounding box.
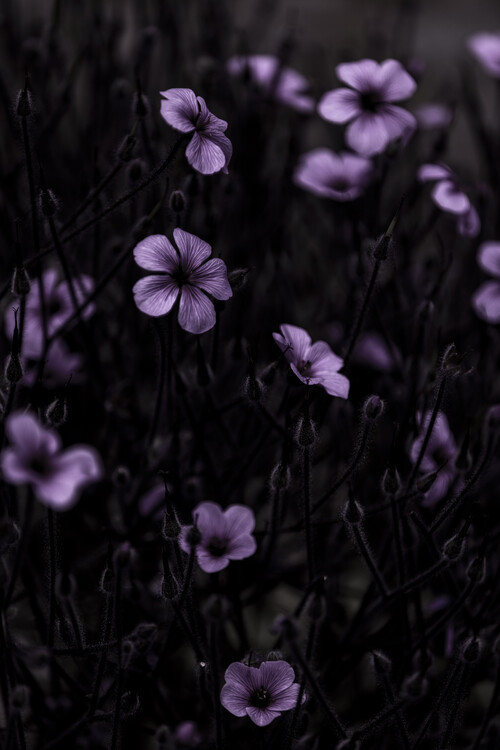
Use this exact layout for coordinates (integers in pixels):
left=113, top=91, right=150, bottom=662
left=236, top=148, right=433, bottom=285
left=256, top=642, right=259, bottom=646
left=353, top=331, right=402, bottom=372
left=418, top=163, right=480, bottom=237
left=220, top=660, right=303, bottom=726
left=468, top=32, right=500, bottom=78
left=226, top=55, right=314, bottom=113
left=414, top=103, right=453, bottom=130
left=1, top=411, right=102, bottom=510
left=22, top=340, right=85, bottom=388
left=293, top=148, right=372, bottom=201
left=472, top=242, right=500, bottom=323
left=179, top=502, right=256, bottom=573
left=409, top=411, right=457, bottom=505
left=159, top=88, right=232, bottom=175
left=318, top=59, right=416, bottom=156
left=132, top=229, right=232, bottom=334
left=273, top=324, right=349, bottom=398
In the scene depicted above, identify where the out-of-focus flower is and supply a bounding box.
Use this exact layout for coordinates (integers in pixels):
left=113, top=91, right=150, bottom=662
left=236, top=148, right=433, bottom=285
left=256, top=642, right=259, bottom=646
left=472, top=242, right=500, bottom=323
left=220, top=660, right=303, bottom=726
left=159, top=88, right=232, bottom=174
left=293, top=148, right=372, bottom=201
left=5, top=268, right=95, bottom=359
left=414, top=103, right=453, bottom=130
left=0, top=411, right=102, bottom=510
left=418, top=163, right=480, bottom=237
left=179, top=502, right=256, bottom=573
left=353, top=331, right=402, bottom=372
left=22, top=340, right=85, bottom=388
left=132, top=230, right=232, bottom=334
left=318, top=59, right=416, bottom=156
left=467, top=32, right=500, bottom=78
left=226, top=55, right=314, bottom=113
left=273, top=324, right=349, bottom=398
left=174, top=721, right=203, bottom=747
left=409, top=411, right=458, bottom=505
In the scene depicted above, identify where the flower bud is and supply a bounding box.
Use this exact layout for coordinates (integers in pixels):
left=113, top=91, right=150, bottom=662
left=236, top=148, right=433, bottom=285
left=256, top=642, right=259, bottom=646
left=162, top=572, right=179, bottom=600
left=382, top=466, right=401, bottom=495
left=121, top=690, right=140, bottom=716
left=363, top=395, right=384, bottom=420
left=169, top=190, right=185, bottom=214
left=244, top=373, right=263, bottom=402
left=266, top=650, right=284, bottom=662
left=466, top=556, right=485, bottom=584
left=11, top=266, right=31, bottom=297
left=269, top=462, right=291, bottom=491
left=16, top=88, right=32, bottom=117
left=295, top=415, right=316, bottom=446
left=46, top=397, right=67, bottom=427
left=460, top=636, right=482, bottom=663
left=127, top=158, right=145, bottom=182
left=154, top=725, right=173, bottom=749
left=162, top=508, right=181, bottom=540
left=112, top=466, right=131, bottom=489
left=5, top=353, right=23, bottom=384
left=39, top=188, right=58, bottom=217
left=228, top=267, right=250, bottom=292
left=342, top=494, right=363, bottom=525
left=442, top=534, right=465, bottom=562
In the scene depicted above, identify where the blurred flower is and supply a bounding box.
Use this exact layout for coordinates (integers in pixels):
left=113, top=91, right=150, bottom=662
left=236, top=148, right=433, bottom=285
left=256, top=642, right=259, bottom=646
left=409, top=411, right=458, bottom=505
left=318, top=58, right=416, bottom=156
left=133, top=230, right=232, bottom=334
left=457, top=205, right=481, bottom=238
left=174, top=721, right=202, bottom=747
left=467, top=32, right=500, bottom=77
left=22, top=340, right=84, bottom=388
left=353, top=331, right=402, bottom=372
left=1, top=411, right=102, bottom=510
left=220, top=660, right=303, bottom=726
left=414, top=103, right=453, bottom=130
left=273, top=324, right=349, bottom=398
left=159, top=88, right=232, bottom=174
left=418, top=163, right=480, bottom=236
left=5, top=268, right=95, bottom=359
left=472, top=242, right=500, bottom=323
left=179, top=502, right=256, bottom=573
left=293, top=148, right=372, bottom=201
left=226, top=55, right=314, bottom=113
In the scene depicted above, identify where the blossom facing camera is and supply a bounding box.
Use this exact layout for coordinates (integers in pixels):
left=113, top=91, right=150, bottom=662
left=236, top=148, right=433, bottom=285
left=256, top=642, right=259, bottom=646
left=409, top=411, right=458, bottom=505
left=318, top=58, right=416, bottom=156
left=133, top=229, right=232, bottom=334
left=273, top=324, right=350, bottom=398
left=293, top=148, right=372, bottom=201
left=0, top=412, right=102, bottom=510
left=220, top=660, right=304, bottom=726
left=226, top=55, right=314, bottom=113
left=472, top=242, right=500, bottom=323
left=467, top=32, right=500, bottom=78
left=179, top=502, right=256, bottom=573
left=159, top=88, right=232, bottom=174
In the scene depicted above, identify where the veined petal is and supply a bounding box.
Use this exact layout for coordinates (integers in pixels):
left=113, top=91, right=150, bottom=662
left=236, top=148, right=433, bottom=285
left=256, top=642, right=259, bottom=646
left=159, top=88, right=197, bottom=132
left=133, top=276, right=179, bottom=317
left=418, top=163, right=454, bottom=182
left=196, top=96, right=228, bottom=132
left=245, top=707, right=281, bottom=726
left=307, top=341, right=344, bottom=370
left=273, top=324, right=311, bottom=365
left=173, top=229, right=212, bottom=272
left=378, top=104, right=416, bottom=142
left=223, top=505, right=256, bottom=538
left=186, top=132, right=232, bottom=175
left=271, top=683, right=303, bottom=711
left=226, top=535, right=257, bottom=560
left=259, top=661, right=296, bottom=695
left=472, top=281, right=500, bottom=323
left=178, top=286, right=216, bottom=334
left=318, top=88, right=361, bottom=123
left=346, top=113, right=391, bottom=156
left=308, top=369, right=350, bottom=398
left=192, top=501, right=225, bottom=538
left=377, top=59, right=417, bottom=101
left=133, top=234, right=179, bottom=272
left=188, top=258, right=233, bottom=300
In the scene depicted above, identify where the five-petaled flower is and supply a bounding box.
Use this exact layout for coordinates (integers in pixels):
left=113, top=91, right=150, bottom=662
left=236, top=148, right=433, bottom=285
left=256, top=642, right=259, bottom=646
left=132, top=229, right=232, bottom=334
left=273, top=324, right=350, bottom=398
left=159, top=88, right=232, bottom=175
left=468, top=32, right=500, bottom=78
left=0, top=411, right=103, bottom=510
left=220, top=660, right=303, bottom=726
left=472, top=242, right=500, bottom=324
left=318, top=59, right=416, bottom=156
left=226, top=55, right=314, bottom=113
left=179, top=502, right=256, bottom=573
left=293, top=148, right=372, bottom=201
left=409, top=411, right=458, bottom=506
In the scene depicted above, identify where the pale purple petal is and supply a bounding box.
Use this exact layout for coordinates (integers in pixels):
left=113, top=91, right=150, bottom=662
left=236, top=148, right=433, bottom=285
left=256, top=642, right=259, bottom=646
left=293, top=149, right=371, bottom=201
left=196, top=550, right=230, bottom=573
left=223, top=505, right=256, bottom=538
left=422, top=468, right=455, bottom=506
left=307, top=341, right=343, bottom=371
left=178, top=285, right=216, bottom=334
left=273, top=324, right=311, bottom=365
left=196, top=96, right=228, bottom=133
left=5, top=412, right=60, bottom=457
left=1, top=450, right=36, bottom=484
left=335, top=59, right=381, bottom=92
left=289, top=363, right=311, bottom=386
left=193, top=502, right=225, bottom=537
left=378, top=104, right=416, bottom=143
left=188, top=259, right=233, bottom=300
left=271, top=683, right=303, bottom=711
left=346, top=113, right=391, bottom=156
left=457, top=206, right=481, bottom=238
left=317, top=88, right=361, bottom=123
left=477, top=242, right=500, bottom=278
left=185, top=131, right=232, bottom=175
left=259, top=661, right=296, bottom=695
left=223, top=661, right=255, bottom=690
left=173, top=229, right=212, bottom=272
left=414, top=104, right=453, bottom=130
left=133, top=235, right=179, bottom=273
left=376, top=59, right=417, bottom=101
left=468, top=33, right=500, bottom=77
left=226, top=535, right=257, bottom=560
left=472, top=281, right=500, bottom=323
left=431, top=180, right=470, bottom=215
left=418, top=163, right=454, bottom=182
left=308, top=370, right=350, bottom=399
left=159, top=88, right=197, bottom=132
left=245, top=707, right=281, bottom=726
left=133, top=276, right=179, bottom=317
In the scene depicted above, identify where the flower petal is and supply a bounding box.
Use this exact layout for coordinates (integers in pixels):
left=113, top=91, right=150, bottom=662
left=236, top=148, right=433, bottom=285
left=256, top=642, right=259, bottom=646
left=133, top=276, right=179, bottom=317
left=317, top=88, right=361, bottom=123
left=188, top=258, right=233, bottom=300
left=259, top=661, right=296, bottom=695
left=346, top=113, right=391, bottom=156
left=271, top=683, right=303, bottom=711
left=272, top=324, right=311, bottom=366
left=196, top=550, right=230, bottom=573
left=178, top=285, right=216, bottom=334
left=307, top=341, right=344, bottom=371
left=159, top=88, right=197, bottom=132
left=133, top=234, right=179, bottom=272
left=472, top=281, right=500, bottom=323
left=335, top=59, right=381, bottom=92
left=457, top=206, right=481, bottom=238
left=376, top=59, right=417, bottom=101
left=173, top=229, right=212, bottom=272
left=192, top=501, right=225, bottom=537
left=378, top=104, right=416, bottom=143
left=185, top=131, right=232, bottom=175
left=417, top=163, right=454, bottom=183
left=308, top=370, right=350, bottom=399
left=245, top=707, right=281, bottom=726
left=477, top=242, right=500, bottom=278
left=431, top=180, right=470, bottom=215
left=5, top=412, right=60, bottom=456
left=226, top=535, right=257, bottom=560
left=223, top=505, right=256, bottom=538
left=196, top=96, right=228, bottom=133
left=468, top=33, right=500, bottom=78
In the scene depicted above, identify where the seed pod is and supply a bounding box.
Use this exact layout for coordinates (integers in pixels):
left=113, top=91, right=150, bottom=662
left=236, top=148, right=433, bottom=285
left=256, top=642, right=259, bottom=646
left=269, top=462, right=291, bottom=491
left=343, top=493, right=363, bottom=525
left=363, top=395, right=384, bottom=420
left=16, top=88, right=32, bottom=117
left=295, top=415, right=316, bottom=446
left=5, top=353, right=23, bottom=384
left=442, top=534, right=465, bottom=561
left=460, top=636, right=482, bottom=663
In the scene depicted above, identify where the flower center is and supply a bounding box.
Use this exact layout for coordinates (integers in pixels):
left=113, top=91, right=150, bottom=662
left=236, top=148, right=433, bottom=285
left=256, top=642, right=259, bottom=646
left=249, top=688, right=271, bottom=708
left=48, top=297, right=63, bottom=316
left=359, top=90, right=381, bottom=113
left=297, top=359, right=312, bottom=377
left=171, top=268, right=191, bottom=286
left=329, top=177, right=350, bottom=192
left=29, top=454, right=52, bottom=477
left=207, top=537, right=228, bottom=557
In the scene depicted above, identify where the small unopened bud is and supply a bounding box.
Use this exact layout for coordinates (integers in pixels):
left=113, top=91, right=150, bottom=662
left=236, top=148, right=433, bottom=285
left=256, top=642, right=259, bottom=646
left=169, top=190, right=185, bottom=214
left=16, top=88, right=32, bottom=117
left=11, top=685, right=29, bottom=711
left=39, top=188, right=57, bottom=217
left=162, top=572, right=179, bottom=600
left=11, top=266, right=31, bottom=297
left=55, top=571, right=77, bottom=601
left=372, top=650, right=391, bottom=675
left=266, top=650, right=284, bottom=662
left=99, top=566, right=113, bottom=594
left=382, top=466, right=401, bottom=495
left=121, top=690, right=140, bottom=715
left=228, top=267, right=250, bottom=292
left=363, top=395, right=384, bottom=420
left=460, top=636, right=482, bottom=663
left=244, top=373, right=263, bottom=402
left=343, top=494, right=363, bottom=525
left=466, top=556, right=485, bottom=584
left=442, top=534, right=465, bottom=561
left=118, top=134, right=136, bottom=162
left=127, top=158, right=145, bottom=182
left=46, top=397, right=67, bottom=427
left=5, top=353, right=23, bottom=384
left=295, top=415, right=316, bottom=446
left=269, top=462, right=291, bottom=491
left=162, top=509, right=181, bottom=540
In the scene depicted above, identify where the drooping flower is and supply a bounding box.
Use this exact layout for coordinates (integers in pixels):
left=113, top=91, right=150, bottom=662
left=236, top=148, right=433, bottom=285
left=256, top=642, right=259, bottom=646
left=417, top=163, right=480, bottom=237
left=467, top=32, right=500, bottom=78
left=226, top=55, right=314, bottom=113
left=159, top=88, right=232, bottom=174
left=220, top=660, right=303, bottom=726
left=273, top=324, right=349, bottom=398
left=179, top=502, right=256, bottom=573
left=409, top=411, right=458, bottom=505
left=293, top=148, right=372, bottom=201
left=472, top=242, right=500, bottom=323
left=132, top=229, right=232, bottom=334
left=318, top=59, right=416, bottom=156
left=1, top=411, right=102, bottom=510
